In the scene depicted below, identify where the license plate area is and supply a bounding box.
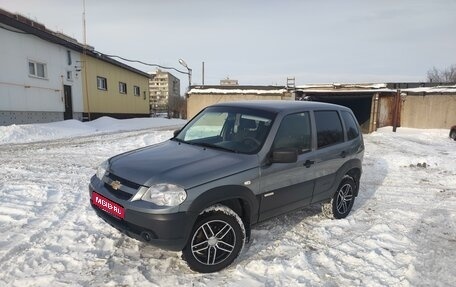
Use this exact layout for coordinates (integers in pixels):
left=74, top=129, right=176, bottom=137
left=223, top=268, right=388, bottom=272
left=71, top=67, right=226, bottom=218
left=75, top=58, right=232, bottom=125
left=92, top=192, right=125, bottom=219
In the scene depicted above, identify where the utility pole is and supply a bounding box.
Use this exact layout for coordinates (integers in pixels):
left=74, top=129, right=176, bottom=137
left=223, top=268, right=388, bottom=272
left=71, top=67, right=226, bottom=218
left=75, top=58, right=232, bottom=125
left=82, top=0, right=91, bottom=120
left=202, top=61, right=205, bottom=86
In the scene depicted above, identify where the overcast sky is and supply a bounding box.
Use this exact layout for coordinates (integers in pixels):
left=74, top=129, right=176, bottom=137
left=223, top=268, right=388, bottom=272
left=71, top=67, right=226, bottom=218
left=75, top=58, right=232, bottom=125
left=1, top=0, right=455, bottom=89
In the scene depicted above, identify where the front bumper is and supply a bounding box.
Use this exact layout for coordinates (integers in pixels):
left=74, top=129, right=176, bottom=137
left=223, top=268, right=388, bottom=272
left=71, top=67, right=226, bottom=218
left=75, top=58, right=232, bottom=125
left=89, top=176, right=195, bottom=251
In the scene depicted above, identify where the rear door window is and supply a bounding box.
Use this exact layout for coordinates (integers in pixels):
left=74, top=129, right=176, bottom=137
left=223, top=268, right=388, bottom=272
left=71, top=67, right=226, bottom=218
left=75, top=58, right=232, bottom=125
left=314, top=110, right=344, bottom=149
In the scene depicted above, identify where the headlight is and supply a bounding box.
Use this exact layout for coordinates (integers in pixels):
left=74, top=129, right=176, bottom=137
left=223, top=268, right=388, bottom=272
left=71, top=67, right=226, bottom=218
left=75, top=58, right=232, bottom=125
left=96, top=160, right=109, bottom=180
left=142, top=183, right=187, bottom=207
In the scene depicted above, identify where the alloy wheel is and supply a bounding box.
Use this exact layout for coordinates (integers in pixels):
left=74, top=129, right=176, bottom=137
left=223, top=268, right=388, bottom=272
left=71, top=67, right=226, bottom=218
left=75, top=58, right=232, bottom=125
left=336, top=183, right=353, bottom=214
left=191, top=220, right=236, bottom=265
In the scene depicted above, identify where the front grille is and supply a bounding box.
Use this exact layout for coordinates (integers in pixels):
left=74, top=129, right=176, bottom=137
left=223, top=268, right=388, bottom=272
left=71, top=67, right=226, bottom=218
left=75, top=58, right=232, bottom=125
left=104, top=183, right=133, bottom=200
left=104, top=173, right=142, bottom=201
left=108, top=173, right=142, bottom=190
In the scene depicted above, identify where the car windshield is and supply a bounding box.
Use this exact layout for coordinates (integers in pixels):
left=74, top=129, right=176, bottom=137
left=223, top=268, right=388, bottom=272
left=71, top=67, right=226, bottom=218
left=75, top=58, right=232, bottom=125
left=174, top=106, right=275, bottom=154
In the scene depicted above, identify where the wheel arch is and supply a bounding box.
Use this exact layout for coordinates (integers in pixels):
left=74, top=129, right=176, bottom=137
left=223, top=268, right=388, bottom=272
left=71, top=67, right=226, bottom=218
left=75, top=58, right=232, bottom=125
left=187, top=185, right=259, bottom=241
left=345, top=166, right=361, bottom=196
left=334, top=158, right=362, bottom=197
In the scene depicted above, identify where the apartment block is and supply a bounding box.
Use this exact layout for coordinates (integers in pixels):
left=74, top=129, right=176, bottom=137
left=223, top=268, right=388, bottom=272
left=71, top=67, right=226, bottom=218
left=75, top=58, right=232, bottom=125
left=149, top=70, right=180, bottom=114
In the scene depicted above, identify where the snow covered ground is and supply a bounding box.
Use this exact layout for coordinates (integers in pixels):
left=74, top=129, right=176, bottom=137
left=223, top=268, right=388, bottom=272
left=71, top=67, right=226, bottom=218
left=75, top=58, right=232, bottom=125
left=0, top=120, right=455, bottom=286
left=0, top=116, right=186, bottom=145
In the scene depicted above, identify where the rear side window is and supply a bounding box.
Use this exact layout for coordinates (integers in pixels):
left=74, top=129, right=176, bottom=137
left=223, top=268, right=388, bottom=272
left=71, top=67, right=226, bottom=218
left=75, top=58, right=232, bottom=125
left=341, top=111, right=360, bottom=140
left=314, top=110, right=344, bottom=149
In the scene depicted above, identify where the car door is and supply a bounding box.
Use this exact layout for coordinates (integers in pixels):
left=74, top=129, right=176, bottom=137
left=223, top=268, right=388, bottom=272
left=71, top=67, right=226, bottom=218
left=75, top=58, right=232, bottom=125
left=310, top=110, right=350, bottom=203
left=259, top=111, right=317, bottom=221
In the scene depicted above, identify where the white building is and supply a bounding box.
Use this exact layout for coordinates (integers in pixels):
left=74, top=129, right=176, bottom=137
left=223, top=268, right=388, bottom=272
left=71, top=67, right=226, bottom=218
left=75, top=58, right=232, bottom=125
left=149, top=69, right=180, bottom=115
left=0, top=9, right=83, bottom=125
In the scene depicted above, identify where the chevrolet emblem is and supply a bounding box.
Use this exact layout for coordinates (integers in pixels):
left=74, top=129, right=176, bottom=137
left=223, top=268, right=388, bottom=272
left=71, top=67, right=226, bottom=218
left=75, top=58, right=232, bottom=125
left=110, top=180, right=122, bottom=190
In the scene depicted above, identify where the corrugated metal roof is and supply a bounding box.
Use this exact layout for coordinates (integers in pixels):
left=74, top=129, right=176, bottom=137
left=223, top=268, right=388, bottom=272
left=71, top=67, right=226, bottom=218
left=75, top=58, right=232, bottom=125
left=402, top=85, right=456, bottom=94
left=296, top=88, right=395, bottom=94
left=296, top=83, right=456, bottom=94
left=297, top=83, right=387, bottom=89
left=189, top=85, right=287, bottom=95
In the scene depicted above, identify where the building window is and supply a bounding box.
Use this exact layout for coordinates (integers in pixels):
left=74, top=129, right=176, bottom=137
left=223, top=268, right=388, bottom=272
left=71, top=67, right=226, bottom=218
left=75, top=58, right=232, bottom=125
left=67, top=50, right=72, bottom=65
left=66, top=71, right=73, bottom=81
left=28, top=60, right=47, bottom=79
left=133, top=86, right=140, bottom=96
left=97, top=76, right=107, bottom=90
left=119, top=82, right=127, bottom=94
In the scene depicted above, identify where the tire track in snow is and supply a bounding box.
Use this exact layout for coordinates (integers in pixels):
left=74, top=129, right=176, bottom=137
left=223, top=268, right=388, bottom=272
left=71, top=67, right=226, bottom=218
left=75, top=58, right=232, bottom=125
left=0, top=127, right=176, bottom=285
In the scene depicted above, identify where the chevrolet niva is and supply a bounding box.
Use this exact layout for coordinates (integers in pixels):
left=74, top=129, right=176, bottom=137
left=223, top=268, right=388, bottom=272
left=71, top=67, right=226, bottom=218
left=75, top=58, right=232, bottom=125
left=89, top=101, right=364, bottom=273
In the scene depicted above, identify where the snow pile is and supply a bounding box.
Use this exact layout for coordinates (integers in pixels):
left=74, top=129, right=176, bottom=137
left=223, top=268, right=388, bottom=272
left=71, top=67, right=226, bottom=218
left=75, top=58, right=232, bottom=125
left=0, top=126, right=455, bottom=286
left=0, top=116, right=186, bottom=145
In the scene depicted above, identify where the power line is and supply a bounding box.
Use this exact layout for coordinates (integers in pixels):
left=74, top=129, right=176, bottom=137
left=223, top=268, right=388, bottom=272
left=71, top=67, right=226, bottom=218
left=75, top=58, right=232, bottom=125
left=103, top=54, right=189, bottom=75
left=0, top=23, right=187, bottom=75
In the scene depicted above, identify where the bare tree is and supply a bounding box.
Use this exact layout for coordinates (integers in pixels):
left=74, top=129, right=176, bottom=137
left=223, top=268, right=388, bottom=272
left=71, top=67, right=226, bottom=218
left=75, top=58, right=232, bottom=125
left=427, top=64, right=456, bottom=82
left=168, top=95, right=187, bottom=119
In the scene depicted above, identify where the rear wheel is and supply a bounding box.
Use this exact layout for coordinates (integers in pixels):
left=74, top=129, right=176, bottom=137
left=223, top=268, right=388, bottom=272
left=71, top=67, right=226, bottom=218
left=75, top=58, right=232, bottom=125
left=182, top=205, right=245, bottom=273
left=450, top=129, right=456, bottom=140
left=322, top=176, right=356, bottom=219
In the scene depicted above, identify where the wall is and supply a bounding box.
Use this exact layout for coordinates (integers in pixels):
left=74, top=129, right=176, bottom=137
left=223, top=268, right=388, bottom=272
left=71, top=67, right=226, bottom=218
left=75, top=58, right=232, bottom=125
left=187, top=93, right=291, bottom=119
left=83, top=56, right=149, bottom=116
left=0, top=24, right=83, bottom=124
left=401, top=94, right=456, bottom=128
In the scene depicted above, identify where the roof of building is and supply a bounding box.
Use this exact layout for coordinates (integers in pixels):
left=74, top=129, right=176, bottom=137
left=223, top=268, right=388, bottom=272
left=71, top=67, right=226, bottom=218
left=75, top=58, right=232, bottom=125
left=189, top=83, right=456, bottom=96
left=401, top=84, right=456, bottom=94
left=0, top=8, right=149, bottom=78
left=296, top=83, right=395, bottom=94
left=296, top=82, right=456, bottom=94
left=189, top=85, right=288, bottom=95
left=297, top=83, right=388, bottom=89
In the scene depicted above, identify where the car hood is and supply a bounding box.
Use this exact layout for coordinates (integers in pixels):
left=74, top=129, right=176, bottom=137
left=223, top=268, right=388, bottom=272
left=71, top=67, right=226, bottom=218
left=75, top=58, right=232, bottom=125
left=108, top=140, right=259, bottom=189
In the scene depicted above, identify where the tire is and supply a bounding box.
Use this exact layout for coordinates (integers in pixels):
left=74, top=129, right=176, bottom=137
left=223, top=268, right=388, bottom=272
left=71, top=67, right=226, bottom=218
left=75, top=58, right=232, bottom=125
left=182, top=204, right=245, bottom=273
left=450, top=129, right=456, bottom=141
left=322, top=176, right=356, bottom=219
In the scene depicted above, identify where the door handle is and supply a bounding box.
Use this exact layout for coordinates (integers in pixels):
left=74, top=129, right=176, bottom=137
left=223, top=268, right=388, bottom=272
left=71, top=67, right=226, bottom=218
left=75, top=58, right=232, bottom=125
left=303, top=160, right=315, bottom=168
left=340, top=151, right=347, bottom=158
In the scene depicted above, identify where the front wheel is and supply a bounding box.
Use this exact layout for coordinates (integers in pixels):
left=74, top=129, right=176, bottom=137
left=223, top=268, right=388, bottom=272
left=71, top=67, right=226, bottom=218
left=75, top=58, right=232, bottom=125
left=182, top=205, right=245, bottom=273
left=322, top=176, right=356, bottom=219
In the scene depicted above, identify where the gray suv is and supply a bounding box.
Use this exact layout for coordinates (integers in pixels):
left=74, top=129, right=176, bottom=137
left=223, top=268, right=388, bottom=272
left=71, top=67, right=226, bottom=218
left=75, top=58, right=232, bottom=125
left=89, top=101, right=364, bottom=273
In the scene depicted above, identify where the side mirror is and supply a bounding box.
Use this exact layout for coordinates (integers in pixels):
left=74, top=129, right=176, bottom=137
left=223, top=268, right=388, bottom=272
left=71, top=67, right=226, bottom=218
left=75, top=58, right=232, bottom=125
left=271, top=148, right=298, bottom=163
left=173, top=129, right=181, bottom=137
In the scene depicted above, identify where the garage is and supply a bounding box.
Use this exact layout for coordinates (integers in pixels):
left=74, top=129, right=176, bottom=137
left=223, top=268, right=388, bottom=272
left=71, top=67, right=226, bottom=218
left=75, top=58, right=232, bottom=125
left=295, top=84, right=397, bottom=133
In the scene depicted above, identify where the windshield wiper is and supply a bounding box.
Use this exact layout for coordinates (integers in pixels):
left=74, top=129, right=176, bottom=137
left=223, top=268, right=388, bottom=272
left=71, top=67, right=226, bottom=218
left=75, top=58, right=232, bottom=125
left=171, top=137, right=188, bottom=144
left=194, top=142, right=237, bottom=153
